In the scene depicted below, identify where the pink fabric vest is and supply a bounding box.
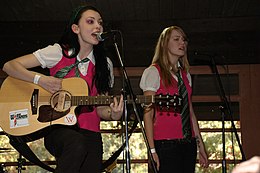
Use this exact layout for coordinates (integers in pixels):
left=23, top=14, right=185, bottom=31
left=153, top=64, right=195, bottom=140
left=50, top=56, right=100, bottom=132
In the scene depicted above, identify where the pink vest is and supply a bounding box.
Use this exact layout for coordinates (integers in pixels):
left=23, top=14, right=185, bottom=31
left=153, top=64, right=195, bottom=140
left=50, top=56, right=100, bottom=132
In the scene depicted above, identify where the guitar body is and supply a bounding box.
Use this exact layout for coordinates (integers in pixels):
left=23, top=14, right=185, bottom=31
left=0, top=76, right=88, bottom=136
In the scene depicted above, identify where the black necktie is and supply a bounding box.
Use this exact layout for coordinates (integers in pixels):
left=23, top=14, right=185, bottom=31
left=54, top=58, right=90, bottom=78
left=176, top=70, right=192, bottom=139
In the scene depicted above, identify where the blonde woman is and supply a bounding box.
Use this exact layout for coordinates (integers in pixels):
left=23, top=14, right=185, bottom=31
left=140, top=26, right=208, bottom=172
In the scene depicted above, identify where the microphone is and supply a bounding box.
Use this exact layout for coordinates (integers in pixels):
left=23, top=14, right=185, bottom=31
left=194, top=51, right=214, bottom=57
left=192, top=51, right=226, bottom=65
left=95, top=30, right=118, bottom=41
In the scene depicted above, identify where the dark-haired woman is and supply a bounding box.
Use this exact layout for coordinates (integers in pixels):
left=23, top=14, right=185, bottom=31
left=3, top=5, right=123, bottom=173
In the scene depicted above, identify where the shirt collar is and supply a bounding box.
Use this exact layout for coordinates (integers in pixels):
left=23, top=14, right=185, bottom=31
left=76, top=50, right=95, bottom=65
left=170, top=61, right=182, bottom=71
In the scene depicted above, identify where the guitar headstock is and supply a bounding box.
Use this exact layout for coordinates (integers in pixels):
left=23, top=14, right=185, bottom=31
left=155, top=94, right=183, bottom=113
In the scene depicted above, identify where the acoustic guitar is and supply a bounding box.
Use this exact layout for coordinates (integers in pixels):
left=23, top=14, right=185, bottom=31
left=0, top=76, right=182, bottom=136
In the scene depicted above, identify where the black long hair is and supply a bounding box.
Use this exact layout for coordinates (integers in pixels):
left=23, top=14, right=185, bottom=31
left=58, top=5, right=111, bottom=94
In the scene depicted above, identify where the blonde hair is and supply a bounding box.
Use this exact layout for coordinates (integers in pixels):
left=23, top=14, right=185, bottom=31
left=152, top=26, right=190, bottom=87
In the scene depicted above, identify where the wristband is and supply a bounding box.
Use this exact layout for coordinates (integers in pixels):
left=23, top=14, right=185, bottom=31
left=150, top=148, right=156, bottom=154
left=33, top=74, right=41, bottom=84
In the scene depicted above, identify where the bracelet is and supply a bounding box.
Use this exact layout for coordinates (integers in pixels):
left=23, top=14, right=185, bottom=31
left=33, top=74, right=41, bottom=84
left=150, top=148, right=156, bottom=154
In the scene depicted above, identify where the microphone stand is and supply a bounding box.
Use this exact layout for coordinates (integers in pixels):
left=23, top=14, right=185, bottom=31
left=111, top=33, right=158, bottom=173
left=17, top=153, right=26, bottom=173
left=209, top=56, right=246, bottom=173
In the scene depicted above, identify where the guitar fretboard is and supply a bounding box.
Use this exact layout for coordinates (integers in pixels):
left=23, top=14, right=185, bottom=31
left=70, top=95, right=155, bottom=106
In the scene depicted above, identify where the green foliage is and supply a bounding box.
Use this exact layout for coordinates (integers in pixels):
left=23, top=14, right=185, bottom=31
left=0, top=120, right=242, bottom=172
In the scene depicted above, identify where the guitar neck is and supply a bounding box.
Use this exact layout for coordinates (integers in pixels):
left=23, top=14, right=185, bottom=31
left=70, top=95, right=155, bottom=106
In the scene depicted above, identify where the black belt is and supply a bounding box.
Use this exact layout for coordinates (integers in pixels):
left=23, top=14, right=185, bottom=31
left=156, top=137, right=196, bottom=145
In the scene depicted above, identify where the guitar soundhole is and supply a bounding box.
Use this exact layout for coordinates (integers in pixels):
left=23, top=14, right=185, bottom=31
left=50, top=90, right=72, bottom=112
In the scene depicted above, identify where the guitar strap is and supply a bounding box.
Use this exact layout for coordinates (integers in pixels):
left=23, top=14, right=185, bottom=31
left=7, top=121, right=138, bottom=173
left=8, top=135, right=55, bottom=172
left=6, top=105, right=141, bottom=172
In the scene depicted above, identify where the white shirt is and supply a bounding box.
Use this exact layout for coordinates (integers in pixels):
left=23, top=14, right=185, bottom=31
left=33, top=43, right=114, bottom=86
left=139, top=65, right=192, bottom=92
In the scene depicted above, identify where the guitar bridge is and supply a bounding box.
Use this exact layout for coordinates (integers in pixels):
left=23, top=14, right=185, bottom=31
left=30, top=89, right=39, bottom=115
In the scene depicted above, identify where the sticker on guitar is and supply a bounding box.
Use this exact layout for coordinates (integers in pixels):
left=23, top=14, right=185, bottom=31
left=9, top=109, right=29, bottom=129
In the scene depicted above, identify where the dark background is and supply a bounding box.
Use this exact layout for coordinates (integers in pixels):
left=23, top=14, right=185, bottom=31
left=0, top=0, right=259, bottom=68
